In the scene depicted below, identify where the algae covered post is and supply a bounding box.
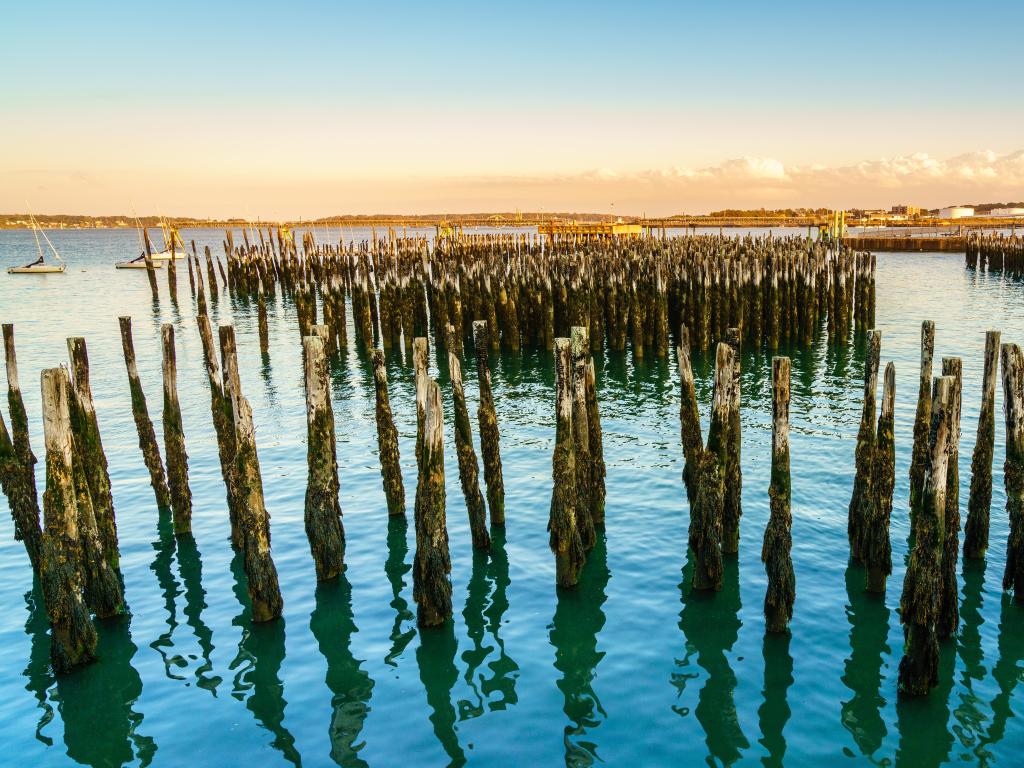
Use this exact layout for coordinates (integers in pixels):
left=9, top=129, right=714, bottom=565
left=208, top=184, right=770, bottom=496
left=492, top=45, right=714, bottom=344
left=763, top=356, right=795, bottom=633
left=473, top=320, right=505, bottom=527
left=371, top=349, right=405, bottom=517
left=909, top=321, right=936, bottom=524
left=864, top=362, right=896, bottom=593
left=38, top=367, right=97, bottom=673
left=549, top=337, right=584, bottom=588
left=161, top=324, right=193, bottom=536
left=849, top=329, right=881, bottom=562
left=448, top=347, right=490, bottom=551
left=118, top=316, right=171, bottom=510
left=302, top=334, right=346, bottom=581
left=413, top=377, right=452, bottom=626
left=899, top=374, right=953, bottom=696
left=1001, top=343, right=1024, bottom=601
left=964, top=330, right=1000, bottom=559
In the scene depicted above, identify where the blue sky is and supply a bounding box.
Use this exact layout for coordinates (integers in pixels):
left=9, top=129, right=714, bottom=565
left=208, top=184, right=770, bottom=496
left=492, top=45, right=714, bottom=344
left=2, top=1, right=1022, bottom=215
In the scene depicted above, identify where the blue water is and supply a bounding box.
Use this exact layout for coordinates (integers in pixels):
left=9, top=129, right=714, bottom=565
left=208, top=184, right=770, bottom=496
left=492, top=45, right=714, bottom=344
left=0, top=228, right=1021, bottom=766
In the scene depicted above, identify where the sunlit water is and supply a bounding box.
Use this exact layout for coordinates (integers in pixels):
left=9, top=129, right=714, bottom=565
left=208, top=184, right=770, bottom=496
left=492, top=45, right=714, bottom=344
left=0, top=228, right=1021, bottom=767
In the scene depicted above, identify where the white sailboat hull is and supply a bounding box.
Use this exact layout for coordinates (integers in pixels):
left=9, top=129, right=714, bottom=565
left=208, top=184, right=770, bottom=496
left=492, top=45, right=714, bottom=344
left=116, top=260, right=164, bottom=270
left=8, top=264, right=66, bottom=274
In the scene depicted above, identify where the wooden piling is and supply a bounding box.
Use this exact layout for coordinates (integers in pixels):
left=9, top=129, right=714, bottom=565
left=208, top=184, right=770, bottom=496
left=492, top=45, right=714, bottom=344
left=964, top=330, right=1000, bottom=559
left=899, top=374, right=953, bottom=696
left=413, top=377, right=452, bottom=627
left=0, top=403, right=42, bottom=572
left=219, top=325, right=284, bottom=622
left=585, top=357, right=606, bottom=525
left=678, top=325, right=703, bottom=509
left=39, top=367, right=97, bottom=673
left=1000, top=343, right=1024, bottom=601
left=161, top=325, right=192, bottom=535
left=448, top=349, right=490, bottom=550
left=909, top=321, right=936, bottom=525
left=3, top=324, right=39, bottom=536
left=141, top=228, right=160, bottom=301
left=118, top=317, right=171, bottom=509
left=570, top=326, right=596, bottom=551
left=864, top=362, right=895, bottom=593
left=473, top=320, right=505, bottom=526
left=849, top=330, right=881, bottom=562
left=303, top=334, right=346, bottom=581
left=763, top=356, right=794, bottom=633
left=722, top=327, right=743, bottom=554
left=66, top=337, right=119, bottom=571
left=371, top=350, right=405, bottom=517
left=549, top=338, right=584, bottom=588
left=938, top=357, right=962, bottom=639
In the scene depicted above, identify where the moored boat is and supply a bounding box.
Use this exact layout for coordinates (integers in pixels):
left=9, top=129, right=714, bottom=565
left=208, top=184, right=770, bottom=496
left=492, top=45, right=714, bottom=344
left=7, top=212, right=66, bottom=274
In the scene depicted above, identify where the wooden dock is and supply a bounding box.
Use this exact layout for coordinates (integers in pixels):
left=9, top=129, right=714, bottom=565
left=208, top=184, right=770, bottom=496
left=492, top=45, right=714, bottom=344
left=844, top=236, right=966, bottom=253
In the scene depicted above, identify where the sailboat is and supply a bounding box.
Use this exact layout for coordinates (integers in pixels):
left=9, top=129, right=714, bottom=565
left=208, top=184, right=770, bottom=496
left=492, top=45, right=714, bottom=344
left=115, top=219, right=173, bottom=269
left=151, top=220, right=186, bottom=261
left=8, top=213, right=66, bottom=274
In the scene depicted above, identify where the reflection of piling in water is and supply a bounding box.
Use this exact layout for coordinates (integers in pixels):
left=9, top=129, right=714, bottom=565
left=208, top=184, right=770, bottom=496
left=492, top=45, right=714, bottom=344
left=762, top=356, right=794, bottom=633
left=676, top=557, right=748, bottom=764
left=980, top=593, right=1024, bottom=753
left=311, top=576, right=374, bottom=768
left=384, top=516, right=415, bottom=666
left=39, top=367, right=97, bottom=672
left=149, top=507, right=183, bottom=681
left=176, top=533, right=221, bottom=694
left=899, top=375, right=953, bottom=696
left=841, top=563, right=890, bottom=759
left=219, top=325, right=283, bottom=622
left=909, top=321, right=936, bottom=529
left=22, top=586, right=57, bottom=745
left=118, top=316, right=171, bottom=510
left=416, top=620, right=464, bottom=766
left=302, top=334, right=346, bottom=581
left=1000, top=343, right=1024, bottom=601
left=57, top=618, right=156, bottom=767
left=758, top=633, right=793, bottom=767
left=161, top=324, right=193, bottom=536
left=551, top=536, right=610, bottom=767
left=229, top=552, right=300, bottom=766
left=849, top=330, right=880, bottom=563
left=964, top=330, right=1000, bottom=559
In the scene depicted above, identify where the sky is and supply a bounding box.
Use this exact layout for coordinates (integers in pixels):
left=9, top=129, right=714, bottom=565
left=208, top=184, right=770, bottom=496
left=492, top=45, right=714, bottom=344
left=2, top=0, right=1022, bottom=218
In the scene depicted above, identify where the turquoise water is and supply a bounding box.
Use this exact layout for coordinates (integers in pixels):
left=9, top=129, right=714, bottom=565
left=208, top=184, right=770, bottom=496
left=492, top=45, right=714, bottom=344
left=0, top=229, right=1022, bottom=766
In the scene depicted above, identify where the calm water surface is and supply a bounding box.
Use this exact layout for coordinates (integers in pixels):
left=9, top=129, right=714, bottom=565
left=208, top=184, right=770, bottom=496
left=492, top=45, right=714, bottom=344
left=0, top=228, right=1022, bottom=766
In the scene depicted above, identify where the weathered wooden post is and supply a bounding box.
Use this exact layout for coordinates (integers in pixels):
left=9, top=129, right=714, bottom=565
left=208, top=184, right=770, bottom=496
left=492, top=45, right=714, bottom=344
left=473, top=320, right=505, bottom=526
left=1001, top=343, right=1024, bottom=601
left=899, top=374, right=953, bottom=696
left=570, top=326, right=596, bottom=551
left=219, top=325, right=284, bottom=622
left=722, top=327, right=743, bottom=554
left=66, top=337, right=119, bottom=571
left=585, top=357, right=607, bottom=524
left=865, top=362, right=895, bottom=593
left=692, top=342, right=734, bottom=592
left=413, top=377, right=452, bottom=626
left=118, top=317, right=171, bottom=509
left=448, top=349, right=490, bottom=550
left=678, top=325, right=703, bottom=509
left=938, top=357, right=962, bottom=639
left=303, top=334, right=346, bottom=581
left=3, top=324, right=39, bottom=527
left=141, top=227, right=160, bottom=301
left=964, top=330, right=1000, bottom=559
left=160, top=324, right=192, bottom=536
left=763, top=356, right=794, bottom=633
left=197, top=314, right=240, bottom=548
left=371, top=350, right=405, bottom=516
left=849, top=330, right=881, bottom=561
left=549, top=338, right=584, bottom=588
left=39, top=367, right=97, bottom=673
left=257, top=278, right=270, bottom=355
left=909, top=321, right=936, bottom=524
left=0, top=406, right=42, bottom=572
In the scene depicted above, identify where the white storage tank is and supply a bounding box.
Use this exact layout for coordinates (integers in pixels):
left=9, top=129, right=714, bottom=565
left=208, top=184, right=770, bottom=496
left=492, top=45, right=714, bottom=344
left=939, top=206, right=975, bottom=219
